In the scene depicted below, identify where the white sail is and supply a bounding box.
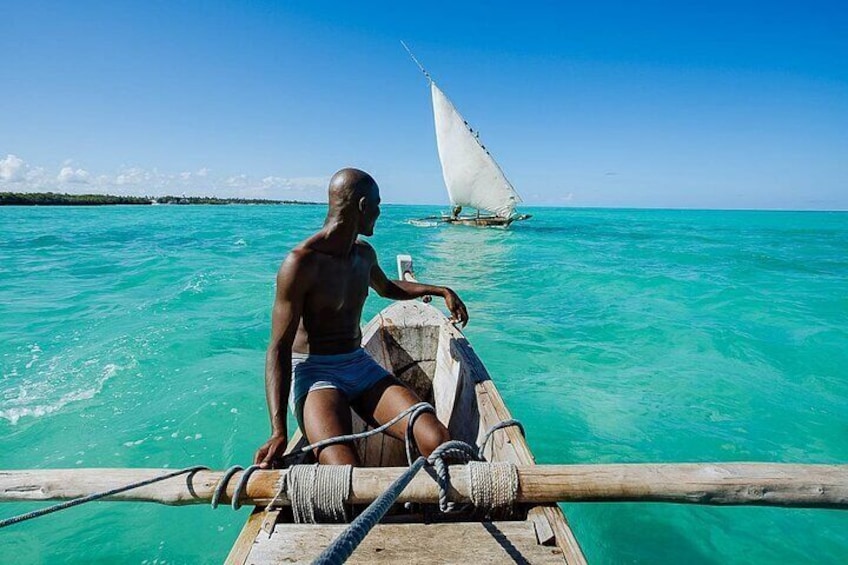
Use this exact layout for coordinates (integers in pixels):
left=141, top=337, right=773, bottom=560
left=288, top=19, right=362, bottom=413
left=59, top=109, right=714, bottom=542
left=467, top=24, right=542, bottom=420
left=430, top=82, right=522, bottom=218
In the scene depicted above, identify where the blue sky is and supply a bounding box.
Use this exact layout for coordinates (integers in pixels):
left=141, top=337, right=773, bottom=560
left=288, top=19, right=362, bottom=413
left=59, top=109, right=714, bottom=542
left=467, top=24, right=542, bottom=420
left=1, top=0, right=846, bottom=209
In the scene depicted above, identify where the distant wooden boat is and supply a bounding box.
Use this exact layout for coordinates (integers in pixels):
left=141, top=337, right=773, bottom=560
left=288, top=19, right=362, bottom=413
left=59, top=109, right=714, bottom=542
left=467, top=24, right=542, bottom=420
left=439, top=212, right=533, bottom=228
left=226, top=300, right=585, bottom=564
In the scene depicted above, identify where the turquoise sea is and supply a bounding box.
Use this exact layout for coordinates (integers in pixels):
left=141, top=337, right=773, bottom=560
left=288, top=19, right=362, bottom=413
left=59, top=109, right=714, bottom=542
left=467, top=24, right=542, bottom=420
left=1, top=205, right=846, bottom=563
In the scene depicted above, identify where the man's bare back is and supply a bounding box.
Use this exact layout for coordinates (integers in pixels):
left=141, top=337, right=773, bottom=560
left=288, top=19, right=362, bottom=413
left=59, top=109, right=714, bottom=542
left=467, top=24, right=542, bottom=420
left=254, top=168, right=468, bottom=468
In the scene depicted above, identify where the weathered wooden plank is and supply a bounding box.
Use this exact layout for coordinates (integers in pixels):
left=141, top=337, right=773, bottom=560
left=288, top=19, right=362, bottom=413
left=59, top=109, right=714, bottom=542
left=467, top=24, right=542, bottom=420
left=436, top=325, right=483, bottom=446
left=378, top=301, right=580, bottom=561
left=225, top=507, right=265, bottom=565
left=529, top=506, right=556, bottom=546
left=433, top=329, right=460, bottom=428
left=246, top=522, right=565, bottom=564
left=536, top=506, right=585, bottom=564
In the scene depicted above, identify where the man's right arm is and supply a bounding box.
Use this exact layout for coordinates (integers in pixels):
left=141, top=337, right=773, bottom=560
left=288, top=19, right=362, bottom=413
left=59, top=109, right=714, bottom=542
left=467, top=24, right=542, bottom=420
left=254, top=252, right=309, bottom=469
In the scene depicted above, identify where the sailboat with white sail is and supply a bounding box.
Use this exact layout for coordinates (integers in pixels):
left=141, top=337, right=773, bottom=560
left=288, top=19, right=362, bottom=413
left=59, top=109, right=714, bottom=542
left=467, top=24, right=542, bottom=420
left=403, top=42, right=531, bottom=228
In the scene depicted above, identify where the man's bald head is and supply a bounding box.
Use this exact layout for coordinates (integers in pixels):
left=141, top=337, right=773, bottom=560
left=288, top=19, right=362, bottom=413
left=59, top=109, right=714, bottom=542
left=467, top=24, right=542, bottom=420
left=326, top=168, right=381, bottom=236
left=328, top=168, right=378, bottom=208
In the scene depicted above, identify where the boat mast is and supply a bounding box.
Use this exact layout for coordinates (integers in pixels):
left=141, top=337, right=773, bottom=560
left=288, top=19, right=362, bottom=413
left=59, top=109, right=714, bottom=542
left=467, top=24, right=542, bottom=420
left=400, top=41, right=432, bottom=83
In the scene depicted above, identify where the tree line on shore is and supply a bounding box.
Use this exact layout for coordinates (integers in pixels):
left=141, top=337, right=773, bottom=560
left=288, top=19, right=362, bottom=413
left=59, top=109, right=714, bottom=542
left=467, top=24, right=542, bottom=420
left=0, top=192, right=318, bottom=206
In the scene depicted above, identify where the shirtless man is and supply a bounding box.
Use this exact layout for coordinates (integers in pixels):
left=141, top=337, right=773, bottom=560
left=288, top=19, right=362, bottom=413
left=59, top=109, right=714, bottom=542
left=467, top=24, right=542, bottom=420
left=254, top=168, right=469, bottom=468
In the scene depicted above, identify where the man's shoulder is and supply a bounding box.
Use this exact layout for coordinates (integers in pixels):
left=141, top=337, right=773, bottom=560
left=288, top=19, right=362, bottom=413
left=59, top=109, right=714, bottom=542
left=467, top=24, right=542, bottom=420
left=277, top=246, right=318, bottom=279
left=354, top=239, right=377, bottom=258
left=284, top=244, right=314, bottom=263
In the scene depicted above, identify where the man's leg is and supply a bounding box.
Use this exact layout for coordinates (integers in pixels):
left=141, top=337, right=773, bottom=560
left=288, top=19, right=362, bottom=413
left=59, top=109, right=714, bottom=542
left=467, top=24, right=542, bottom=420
left=301, top=388, right=359, bottom=465
left=353, top=376, right=450, bottom=457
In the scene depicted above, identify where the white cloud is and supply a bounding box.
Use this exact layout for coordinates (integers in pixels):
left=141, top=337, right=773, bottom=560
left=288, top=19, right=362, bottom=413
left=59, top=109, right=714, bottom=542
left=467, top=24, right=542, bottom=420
left=0, top=157, right=50, bottom=188
left=57, top=166, right=91, bottom=184
left=0, top=154, right=27, bottom=182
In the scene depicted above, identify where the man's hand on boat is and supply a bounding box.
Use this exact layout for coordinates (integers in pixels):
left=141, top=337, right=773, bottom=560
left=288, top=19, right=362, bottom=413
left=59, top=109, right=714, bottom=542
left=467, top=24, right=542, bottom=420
left=443, top=287, right=469, bottom=327
left=255, top=433, right=288, bottom=469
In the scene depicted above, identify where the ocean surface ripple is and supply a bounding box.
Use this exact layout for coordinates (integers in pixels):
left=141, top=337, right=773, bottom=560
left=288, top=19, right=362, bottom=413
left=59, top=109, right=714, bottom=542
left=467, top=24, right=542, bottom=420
left=1, top=205, right=846, bottom=563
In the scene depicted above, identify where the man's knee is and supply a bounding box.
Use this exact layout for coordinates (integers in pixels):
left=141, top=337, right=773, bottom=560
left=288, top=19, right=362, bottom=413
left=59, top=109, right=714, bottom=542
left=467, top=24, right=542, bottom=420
left=413, top=420, right=450, bottom=457
left=315, top=444, right=359, bottom=466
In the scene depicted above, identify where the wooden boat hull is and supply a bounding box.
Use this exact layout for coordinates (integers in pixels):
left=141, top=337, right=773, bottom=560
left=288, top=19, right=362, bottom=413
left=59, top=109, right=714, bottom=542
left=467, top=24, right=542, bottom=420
left=227, top=302, right=584, bottom=564
left=441, top=213, right=532, bottom=228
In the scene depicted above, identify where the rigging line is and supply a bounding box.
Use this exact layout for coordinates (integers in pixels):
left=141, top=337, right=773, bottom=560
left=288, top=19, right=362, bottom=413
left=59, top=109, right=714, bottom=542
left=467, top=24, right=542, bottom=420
left=273, top=401, right=434, bottom=466
left=0, top=466, right=208, bottom=529
left=400, top=40, right=431, bottom=82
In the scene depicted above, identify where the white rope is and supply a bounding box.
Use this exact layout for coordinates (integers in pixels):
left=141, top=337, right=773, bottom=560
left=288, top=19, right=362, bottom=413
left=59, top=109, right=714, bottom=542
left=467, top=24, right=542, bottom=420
left=287, top=464, right=352, bottom=524
left=467, top=461, right=519, bottom=515
left=266, top=473, right=288, bottom=512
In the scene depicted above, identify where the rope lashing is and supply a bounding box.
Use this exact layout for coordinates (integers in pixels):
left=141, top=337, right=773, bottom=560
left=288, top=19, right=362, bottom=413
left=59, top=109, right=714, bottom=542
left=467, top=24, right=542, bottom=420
left=467, top=461, right=519, bottom=515
left=211, top=465, right=244, bottom=509
left=426, top=440, right=481, bottom=512
left=312, top=457, right=428, bottom=565
left=0, top=465, right=208, bottom=530
left=286, top=464, right=352, bottom=524
left=477, top=418, right=525, bottom=460
left=231, top=464, right=261, bottom=510
left=310, top=428, right=523, bottom=564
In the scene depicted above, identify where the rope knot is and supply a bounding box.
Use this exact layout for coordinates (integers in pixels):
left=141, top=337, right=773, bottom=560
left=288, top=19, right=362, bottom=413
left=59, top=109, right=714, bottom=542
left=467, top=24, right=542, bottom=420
left=426, top=440, right=480, bottom=512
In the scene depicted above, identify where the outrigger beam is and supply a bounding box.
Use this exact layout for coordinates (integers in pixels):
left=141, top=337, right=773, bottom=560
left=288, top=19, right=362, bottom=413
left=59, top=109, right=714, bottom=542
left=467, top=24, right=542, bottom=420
left=2, top=463, right=847, bottom=509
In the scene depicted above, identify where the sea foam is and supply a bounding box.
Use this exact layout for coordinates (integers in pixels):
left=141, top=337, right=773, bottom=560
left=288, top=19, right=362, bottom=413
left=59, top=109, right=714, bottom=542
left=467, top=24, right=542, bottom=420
left=0, top=362, right=121, bottom=425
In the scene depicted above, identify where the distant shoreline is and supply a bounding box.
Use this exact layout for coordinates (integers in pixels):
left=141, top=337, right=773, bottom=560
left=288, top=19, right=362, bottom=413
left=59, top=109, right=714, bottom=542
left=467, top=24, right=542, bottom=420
left=1, top=193, right=843, bottom=212
left=0, top=192, right=321, bottom=206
